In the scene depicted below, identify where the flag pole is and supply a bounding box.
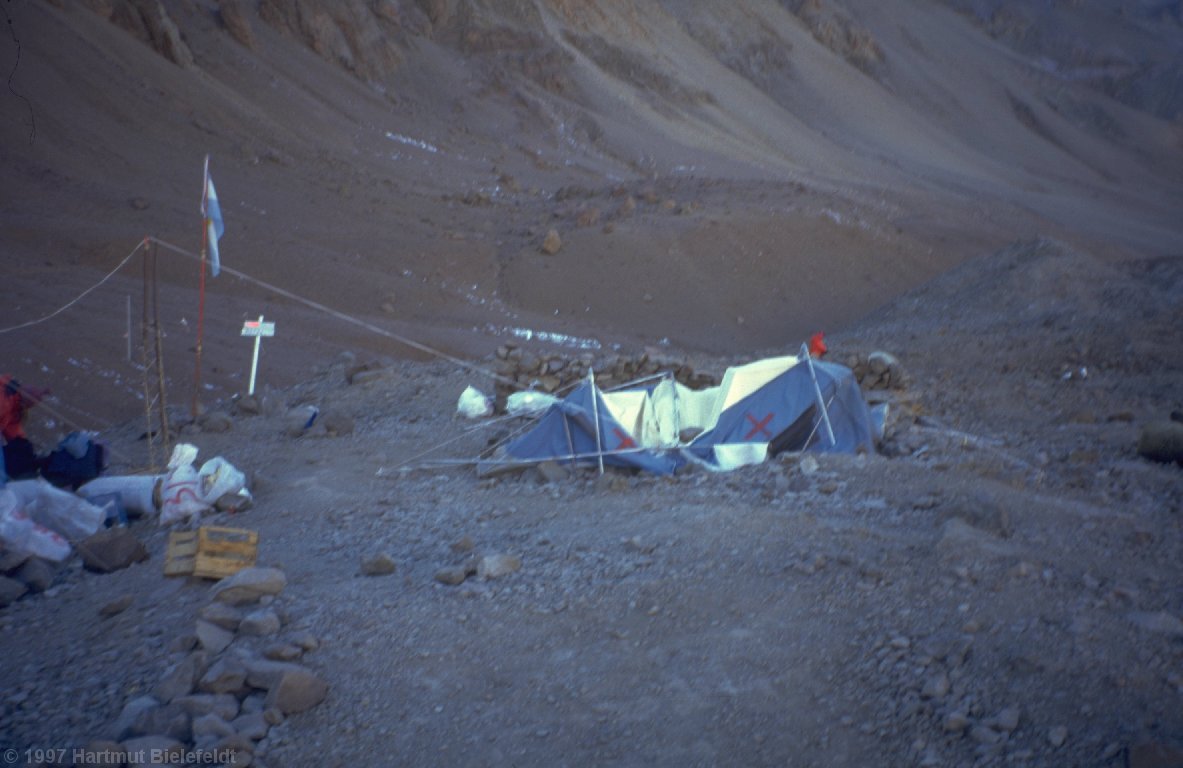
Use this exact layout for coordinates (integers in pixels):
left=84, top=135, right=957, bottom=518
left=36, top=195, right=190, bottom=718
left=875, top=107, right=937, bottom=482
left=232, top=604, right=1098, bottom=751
left=193, top=156, right=210, bottom=419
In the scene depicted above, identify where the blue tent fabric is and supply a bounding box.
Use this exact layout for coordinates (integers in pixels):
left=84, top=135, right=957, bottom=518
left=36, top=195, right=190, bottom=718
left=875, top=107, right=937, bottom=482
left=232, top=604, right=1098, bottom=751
left=504, top=360, right=874, bottom=475
left=505, top=382, right=682, bottom=475
left=686, top=360, right=874, bottom=461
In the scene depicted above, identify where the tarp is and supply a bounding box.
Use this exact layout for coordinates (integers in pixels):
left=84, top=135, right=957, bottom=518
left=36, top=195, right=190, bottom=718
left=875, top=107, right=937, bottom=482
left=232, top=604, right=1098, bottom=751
left=503, top=355, right=875, bottom=475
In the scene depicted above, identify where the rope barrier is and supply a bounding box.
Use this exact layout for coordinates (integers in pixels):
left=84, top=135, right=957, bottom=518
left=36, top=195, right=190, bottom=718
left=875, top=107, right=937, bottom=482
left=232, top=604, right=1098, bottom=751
left=147, top=236, right=518, bottom=388
left=0, top=239, right=146, bottom=335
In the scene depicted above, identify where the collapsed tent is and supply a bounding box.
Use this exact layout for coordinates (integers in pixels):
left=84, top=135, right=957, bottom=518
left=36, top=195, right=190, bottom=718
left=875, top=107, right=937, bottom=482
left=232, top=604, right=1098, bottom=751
left=500, top=354, right=877, bottom=475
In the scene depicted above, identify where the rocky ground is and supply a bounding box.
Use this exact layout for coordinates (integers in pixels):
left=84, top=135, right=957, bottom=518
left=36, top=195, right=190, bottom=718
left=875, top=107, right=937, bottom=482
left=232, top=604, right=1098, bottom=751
left=0, top=239, right=1180, bottom=767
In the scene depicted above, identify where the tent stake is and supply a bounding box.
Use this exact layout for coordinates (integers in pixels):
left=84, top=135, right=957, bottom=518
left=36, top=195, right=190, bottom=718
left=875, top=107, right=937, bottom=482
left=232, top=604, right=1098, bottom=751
left=802, top=343, right=836, bottom=447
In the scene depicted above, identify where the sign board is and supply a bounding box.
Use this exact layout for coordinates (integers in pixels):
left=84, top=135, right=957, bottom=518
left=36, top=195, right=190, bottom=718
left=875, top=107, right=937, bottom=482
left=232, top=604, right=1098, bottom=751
left=241, top=320, right=276, bottom=338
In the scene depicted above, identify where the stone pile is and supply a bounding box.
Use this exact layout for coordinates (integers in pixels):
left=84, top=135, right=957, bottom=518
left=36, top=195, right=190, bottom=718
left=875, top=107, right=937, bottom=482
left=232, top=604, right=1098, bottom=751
left=86, top=566, right=328, bottom=767
left=845, top=350, right=907, bottom=391
left=489, top=345, right=718, bottom=411
left=0, top=527, right=148, bottom=608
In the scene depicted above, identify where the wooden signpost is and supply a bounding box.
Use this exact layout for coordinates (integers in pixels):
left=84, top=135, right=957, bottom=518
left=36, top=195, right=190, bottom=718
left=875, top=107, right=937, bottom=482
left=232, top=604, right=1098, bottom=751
left=240, top=315, right=275, bottom=396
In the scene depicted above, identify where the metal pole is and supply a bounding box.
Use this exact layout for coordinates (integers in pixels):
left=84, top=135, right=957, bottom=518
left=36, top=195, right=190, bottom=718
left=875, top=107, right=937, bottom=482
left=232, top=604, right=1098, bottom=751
left=802, top=343, right=836, bottom=447
left=589, top=369, right=605, bottom=475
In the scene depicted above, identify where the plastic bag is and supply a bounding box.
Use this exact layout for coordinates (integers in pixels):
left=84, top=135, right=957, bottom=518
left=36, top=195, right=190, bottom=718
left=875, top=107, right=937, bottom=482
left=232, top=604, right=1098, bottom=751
left=4, top=478, right=105, bottom=541
left=457, top=386, right=493, bottom=419
left=159, top=445, right=247, bottom=526
left=506, top=391, right=560, bottom=416
left=159, top=463, right=204, bottom=526
left=0, top=489, right=71, bottom=562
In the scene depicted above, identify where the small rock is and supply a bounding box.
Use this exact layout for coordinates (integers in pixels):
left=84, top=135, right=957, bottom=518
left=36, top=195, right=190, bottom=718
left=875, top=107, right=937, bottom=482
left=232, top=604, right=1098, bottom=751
left=321, top=410, right=354, bottom=436
left=541, top=228, right=562, bottom=255
left=435, top=566, right=468, bottom=586
left=450, top=536, right=475, bottom=554
left=198, top=410, right=234, bottom=433
left=477, top=553, right=522, bottom=579
left=360, top=553, right=397, bottom=576
left=994, top=706, right=1020, bottom=733
left=265, top=669, right=329, bottom=714
left=1048, top=725, right=1068, bottom=748
left=920, top=672, right=950, bottom=700
left=943, top=711, right=969, bottom=733
left=76, top=528, right=148, bottom=573
left=98, top=594, right=134, bottom=618
left=970, top=725, right=1001, bottom=744
left=284, top=404, right=319, bottom=437
left=211, top=567, right=286, bottom=605
left=263, top=643, right=303, bottom=662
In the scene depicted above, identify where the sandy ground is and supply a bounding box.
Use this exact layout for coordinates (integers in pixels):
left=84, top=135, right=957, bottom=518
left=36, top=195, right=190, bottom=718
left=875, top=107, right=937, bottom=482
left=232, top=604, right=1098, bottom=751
left=0, top=1, right=1181, bottom=766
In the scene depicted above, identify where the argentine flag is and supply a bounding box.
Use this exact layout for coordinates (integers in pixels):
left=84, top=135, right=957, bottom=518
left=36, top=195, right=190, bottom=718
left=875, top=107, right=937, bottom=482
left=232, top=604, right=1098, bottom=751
left=202, top=155, right=225, bottom=277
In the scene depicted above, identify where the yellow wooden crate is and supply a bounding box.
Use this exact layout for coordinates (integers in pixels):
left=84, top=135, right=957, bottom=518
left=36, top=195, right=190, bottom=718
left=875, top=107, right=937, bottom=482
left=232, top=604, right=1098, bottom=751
left=165, top=526, right=258, bottom=579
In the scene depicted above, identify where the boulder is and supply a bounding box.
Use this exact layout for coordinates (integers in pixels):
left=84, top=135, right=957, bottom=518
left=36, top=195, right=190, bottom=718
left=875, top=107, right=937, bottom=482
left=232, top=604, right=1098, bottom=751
left=196, top=619, right=235, bottom=654
left=76, top=528, right=148, bottom=573
left=243, top=657, right=307, bottom=691
left=265, top=669, right=329, bottom=714
left=153, top=652, right=207, bottom=703
left=199, top=601, right=244, bottom=631
left=198, top=657, right=249, bottom=695
left=211, top=567, right=286, bottom=605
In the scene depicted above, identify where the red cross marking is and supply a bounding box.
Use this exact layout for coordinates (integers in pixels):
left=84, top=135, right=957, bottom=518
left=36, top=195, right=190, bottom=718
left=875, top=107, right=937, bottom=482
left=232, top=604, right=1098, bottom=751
left=613, top=428, right=637, bottom=450
left=744, top=412, right=774, bottom=440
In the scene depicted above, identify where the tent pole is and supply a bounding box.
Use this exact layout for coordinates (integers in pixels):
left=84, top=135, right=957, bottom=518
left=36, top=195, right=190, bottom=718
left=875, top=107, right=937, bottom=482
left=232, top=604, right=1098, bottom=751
left=589, top=369, right=605, bottom=475
left=802, top=343, right=836, bottom=446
